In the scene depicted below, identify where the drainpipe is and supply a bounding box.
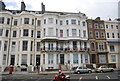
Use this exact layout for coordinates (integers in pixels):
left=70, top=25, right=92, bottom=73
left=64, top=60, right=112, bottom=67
left=33, top=18, right=37, bottom=71
left=7, top=17, right=13, bottom=66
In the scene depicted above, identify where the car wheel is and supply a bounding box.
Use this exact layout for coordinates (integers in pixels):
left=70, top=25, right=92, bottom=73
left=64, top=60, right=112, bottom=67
left=100, top=70, right=104, bottom=73
left=77, top=71, right=80, bottom=74
left=111, top=69, right=114, bottom=72
left=88, top=70, right=92, bottom=73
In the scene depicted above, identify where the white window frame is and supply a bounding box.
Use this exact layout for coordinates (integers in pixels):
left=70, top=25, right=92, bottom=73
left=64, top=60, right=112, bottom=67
left=73, top=54, right=78, bottom=64
left=111, top=55, right=116, bottom=62
left=99, top=55, right=106, bottom=63
left=48, top=54, right=53, bottom=64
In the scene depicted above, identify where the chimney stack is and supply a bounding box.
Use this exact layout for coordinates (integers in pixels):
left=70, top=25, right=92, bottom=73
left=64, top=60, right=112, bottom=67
left=95, top=17, right=101, bottom=20
left=21, top=0, right=26, bottom=11
left=0, top=0, right=6, bottom=10
left=41, top=2, right=45, bottom=14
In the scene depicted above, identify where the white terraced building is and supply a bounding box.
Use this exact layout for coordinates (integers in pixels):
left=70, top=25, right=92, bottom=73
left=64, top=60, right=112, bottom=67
left=0, top=1, right=90, bottom=72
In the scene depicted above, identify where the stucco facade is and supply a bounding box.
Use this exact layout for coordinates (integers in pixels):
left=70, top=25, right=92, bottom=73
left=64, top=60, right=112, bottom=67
left=104, top=20, right=120, bottom=68
left=0, top=1, right=90, bottom=72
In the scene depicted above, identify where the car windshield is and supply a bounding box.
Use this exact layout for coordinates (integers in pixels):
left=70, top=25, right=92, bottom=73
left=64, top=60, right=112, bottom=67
left=79, top=67, right=82, bottom=69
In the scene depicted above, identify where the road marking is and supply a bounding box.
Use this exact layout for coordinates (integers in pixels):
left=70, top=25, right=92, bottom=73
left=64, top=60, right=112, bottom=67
left=79, top=77, right=82, bottom=81
left=107, top=75, right=111, bottom=79
left=96, top=76, right=98, bottom=79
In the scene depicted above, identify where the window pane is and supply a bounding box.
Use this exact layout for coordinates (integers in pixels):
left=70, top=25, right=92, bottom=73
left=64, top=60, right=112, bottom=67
left=85, top=54, right=88, bottom=63
left=4, top=41, right=8, bottom=51
left=5, top=30, right=9, bottom=37
left=23, top=29, right=29, bottom=36
left=31, top=30, right=34, bottom=37
left=48, top=28, right=53, bottom=36
left=7, top=18, right=10, bottom=25
left=111, top=55, right=116, bottom=62
left=48, top=18, right=53, bottom=23
left=14, top=19, right=18, bottom=26
left=66, top=20, right=69, bottom=25
left=73, top=54, right=78, bottom=64
left=13, top=31, right=17, bottom=37
left=60, top=20, right=63, bottom=25
left=99, top=55, right=106, bottom=63
left=21, top=54, right=27, bottom=64
left=24, top=18, right=29, bottom=24
left=82, top=22, right=85, bottom=26
left=32, top=19, right=34, bottom=25
left=37, top=42, right=40, bottom=51
left=37, top=31, right=41, bottom=38
left=2, top=54, right=6, bottom=65
left=48, top=54, right=53, bottom=64
left=0, top=17, right=4, bottom=24
left=71, top=19, right=76, bottom=24
left=22, top=41, right=28, bottom=51
left=60, top=30, right=63, bottom=37
left=95, top=32, right=99, bottom=38
left=0, top=29, right=3, bottom=36
left=83, top=30, right=86, bottom=37
left=72, top=29, right=76, bottom=36
left=110, top=45, right=115, bottom=52
left=37, top=20, right=41, bottom=26
left=11, top=41, right=16, bottom=51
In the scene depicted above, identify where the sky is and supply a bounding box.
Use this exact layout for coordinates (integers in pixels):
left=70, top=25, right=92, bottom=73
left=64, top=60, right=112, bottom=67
left=3, top=0, right=119, bottom=20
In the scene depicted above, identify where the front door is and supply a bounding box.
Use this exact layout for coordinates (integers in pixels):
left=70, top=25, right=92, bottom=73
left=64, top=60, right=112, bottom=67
left=10, top=55, right=15, bottom=65
left=91, top=54, right=96, bottom=63
left=36, top=55, right=40, bottom=66
left=60, top=54, right=64, bottom=64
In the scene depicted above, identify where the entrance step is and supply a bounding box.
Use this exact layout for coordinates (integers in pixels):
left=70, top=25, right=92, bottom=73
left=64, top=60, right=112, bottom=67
left=60, top=65, right=68, bottom=71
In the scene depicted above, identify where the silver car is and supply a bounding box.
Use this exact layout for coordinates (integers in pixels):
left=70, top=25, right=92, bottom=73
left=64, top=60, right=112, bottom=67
left=74, top=66, right=92, bottom=74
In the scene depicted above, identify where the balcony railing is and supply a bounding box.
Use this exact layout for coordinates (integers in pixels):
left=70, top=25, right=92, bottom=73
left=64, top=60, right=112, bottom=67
left=41, top=47, right=89, bottom=52
left=96, top=49, right=108, bottom=53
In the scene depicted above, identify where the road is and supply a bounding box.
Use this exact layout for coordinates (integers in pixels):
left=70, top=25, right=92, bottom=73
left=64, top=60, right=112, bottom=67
left=1, top=71, right=120, bottom=81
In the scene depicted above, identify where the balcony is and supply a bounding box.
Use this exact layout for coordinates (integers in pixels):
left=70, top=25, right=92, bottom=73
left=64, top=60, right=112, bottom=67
left=96, top=49, right=108, bottom=53
left=41, top=47, right=89, bottom=52
left=42, top=36, right=58, bottom=40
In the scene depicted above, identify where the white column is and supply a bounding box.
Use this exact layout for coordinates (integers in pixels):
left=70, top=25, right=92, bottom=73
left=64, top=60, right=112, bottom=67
left=69, top=41, right=72, bottom=50
left=69, top=53, right=73, bottom=70
left=45, top=53, right=48, bottom=69
left=19, top=54, right=21, bottom=66
left=53, top=54, right=57, bottom=69
left=27, top=54, right=30, bottom=66
left=77, top=41, right=80, bottom=50
left=78, top=54, right=81, bottom=66
left=15, top=54, right=18, bottom=66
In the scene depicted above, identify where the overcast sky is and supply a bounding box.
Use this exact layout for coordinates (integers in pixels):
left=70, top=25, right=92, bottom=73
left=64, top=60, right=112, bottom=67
left=3, top=0, right=119, bottom=20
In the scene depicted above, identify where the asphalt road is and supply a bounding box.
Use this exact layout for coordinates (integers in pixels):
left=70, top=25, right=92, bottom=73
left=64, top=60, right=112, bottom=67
left=1, top=71, right=120, bottom=81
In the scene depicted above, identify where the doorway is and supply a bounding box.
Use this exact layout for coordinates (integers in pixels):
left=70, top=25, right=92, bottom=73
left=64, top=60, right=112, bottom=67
left=36, top=55, right=40, bottom=66
left=60, top=54, right=64, bottom=64
left=10, top=55, right=15, bottom=65
left=91, top=54, right=96, bottom=63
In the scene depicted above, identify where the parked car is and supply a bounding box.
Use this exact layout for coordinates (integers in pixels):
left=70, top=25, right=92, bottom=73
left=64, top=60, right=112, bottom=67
left=71, top=66, right=78, bottom=70
left=95, top=66, right=114, bottom=73
left=74, top=66, right=92, bottom=74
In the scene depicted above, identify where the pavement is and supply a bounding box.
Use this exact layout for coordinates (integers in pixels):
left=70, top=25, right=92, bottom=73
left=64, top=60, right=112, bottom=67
left=0, top=68, right=119, bottom=75
left=0, top=70, right=74, bottom=75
